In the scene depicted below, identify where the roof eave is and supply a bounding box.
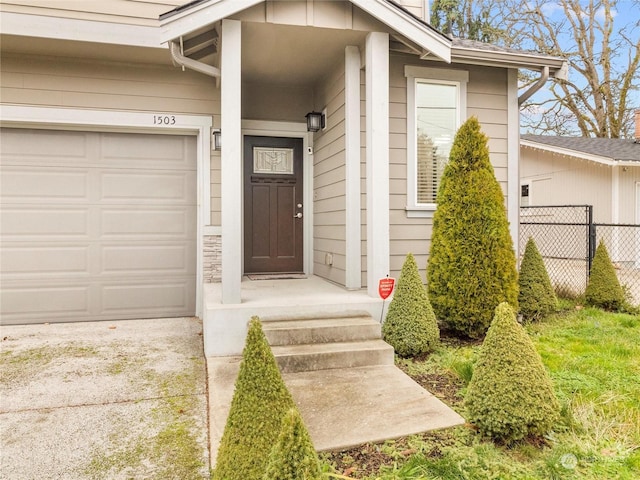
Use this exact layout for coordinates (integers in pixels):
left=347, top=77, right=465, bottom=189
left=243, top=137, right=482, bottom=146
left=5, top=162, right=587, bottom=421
left=520, top=139, right=621, bottom=166
left=159, top=0, right=262, bottom=44
left=452, top=46, right=567, bottom=76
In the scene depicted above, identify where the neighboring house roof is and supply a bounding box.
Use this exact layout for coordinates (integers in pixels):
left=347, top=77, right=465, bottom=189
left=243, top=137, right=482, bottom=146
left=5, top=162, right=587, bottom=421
left=521, top=134, right=640, bottom=167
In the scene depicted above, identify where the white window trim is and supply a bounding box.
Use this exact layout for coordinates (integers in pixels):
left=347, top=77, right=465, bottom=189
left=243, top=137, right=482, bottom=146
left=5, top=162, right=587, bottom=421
left=405, top=65, right=468, bottom=218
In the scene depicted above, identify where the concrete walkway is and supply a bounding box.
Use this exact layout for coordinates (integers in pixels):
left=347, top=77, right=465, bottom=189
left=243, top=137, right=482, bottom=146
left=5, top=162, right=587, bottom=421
left=0, top=318, right=209, bottom=480
left=208, top=357, right=465, bottom=461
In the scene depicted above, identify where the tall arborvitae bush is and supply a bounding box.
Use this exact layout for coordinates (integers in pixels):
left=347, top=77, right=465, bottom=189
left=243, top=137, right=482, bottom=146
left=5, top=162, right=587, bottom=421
left=263, top=409, right=322, bottom=480
left=382, top=253, right=439, bottom=357
left=585, top=241, right=625, bottom=311
left=518, top=237, right=558, bottom=321
left=213, top=317, right=296, bottom=480
left=427, top=117, right=519, bottom=338
left=465, top=303, right=559, bottom=443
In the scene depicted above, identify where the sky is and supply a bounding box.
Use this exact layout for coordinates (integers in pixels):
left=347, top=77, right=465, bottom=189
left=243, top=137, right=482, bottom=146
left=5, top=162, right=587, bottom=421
left=522, top=0, right=640, bottom=136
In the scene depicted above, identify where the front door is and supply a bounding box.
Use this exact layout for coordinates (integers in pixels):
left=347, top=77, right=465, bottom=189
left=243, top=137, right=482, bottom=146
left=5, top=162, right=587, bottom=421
left=244, top=136, right=304, bottom=273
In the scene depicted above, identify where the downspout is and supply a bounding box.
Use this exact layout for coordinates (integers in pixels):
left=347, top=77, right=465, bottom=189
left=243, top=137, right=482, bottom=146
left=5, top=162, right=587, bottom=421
left=518, top=66, right=549, bottom=106
left=169, top=39, right=221, bottom=86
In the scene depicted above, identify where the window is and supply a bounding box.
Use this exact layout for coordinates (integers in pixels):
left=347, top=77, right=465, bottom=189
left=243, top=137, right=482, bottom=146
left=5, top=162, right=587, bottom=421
left=405, top=66, right=468, bottom=216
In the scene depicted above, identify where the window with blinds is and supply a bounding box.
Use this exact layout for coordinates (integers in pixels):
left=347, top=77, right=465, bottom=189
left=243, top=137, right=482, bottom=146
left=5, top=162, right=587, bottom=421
left=416, top=81, right=457, bottom=204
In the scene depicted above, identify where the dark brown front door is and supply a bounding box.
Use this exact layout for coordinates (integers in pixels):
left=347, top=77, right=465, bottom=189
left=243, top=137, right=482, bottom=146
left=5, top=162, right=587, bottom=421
left=244, top=136, right=303, bottom=273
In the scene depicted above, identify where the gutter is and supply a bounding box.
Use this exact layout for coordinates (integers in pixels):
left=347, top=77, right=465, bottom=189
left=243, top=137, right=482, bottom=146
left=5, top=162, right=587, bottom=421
left=169, top=40, right=220, bottom=85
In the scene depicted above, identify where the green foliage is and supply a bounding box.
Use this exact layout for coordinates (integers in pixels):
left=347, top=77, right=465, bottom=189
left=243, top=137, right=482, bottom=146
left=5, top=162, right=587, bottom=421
left=213, top=317, right=296, bottom=480
left=263, top=409, right=322, bottom=480
left=465, top=303, right=559, bottom=443
left=519, top=237, right=558, bottom=321
left=382, top=253, right=439, bottom=357
left=323, top=308, right=640, bottom=478
left=585, top=241, right=625, bottom=311
left=430, top=0, right=504, bottom=42
left=427, top=117, right=519, bottom=338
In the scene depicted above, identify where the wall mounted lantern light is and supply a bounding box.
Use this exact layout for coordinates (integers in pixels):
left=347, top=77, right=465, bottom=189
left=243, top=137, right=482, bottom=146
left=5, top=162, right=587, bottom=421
left=212, top=128, right=222, bottom=150
left=305, top=111, right=325, bottom=132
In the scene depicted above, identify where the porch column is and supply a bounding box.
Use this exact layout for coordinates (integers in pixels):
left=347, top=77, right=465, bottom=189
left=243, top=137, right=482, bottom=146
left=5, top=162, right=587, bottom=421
left=345, top=45, right=362, bottom=289
left=365, top=32, right=389, bottom=297
left=221, top=19, right=242, bottom=304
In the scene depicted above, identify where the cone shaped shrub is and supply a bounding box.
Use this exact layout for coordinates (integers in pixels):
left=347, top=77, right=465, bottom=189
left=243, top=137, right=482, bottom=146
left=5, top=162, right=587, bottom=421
left=382, top=253, right=439, bottom=356
left=427, top=117, right=518, bottom=338
left=518, top=237, right=557, bottom=321
left=263, top=408, right=322, bottom=480
left=585, top=241, right=625, bottom=311
left=213, top=316, right=296, bottom=480
left=465, top=303, right=559, bottom=443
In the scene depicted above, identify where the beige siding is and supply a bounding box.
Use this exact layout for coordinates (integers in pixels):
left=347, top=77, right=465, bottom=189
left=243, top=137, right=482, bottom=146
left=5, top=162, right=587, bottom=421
left=388, top=54, right=510, bottom=281
left=521, top=149, right=613, bottom=223
left=1, top=53, right=221, bottom=226
left=242, top=83, right=313, bottom=123
left=619, top=167, right=640, bottom=224
left=397, top=0, right=426, bottom=20
left=313, top=64, right=347, bottom=285
left=0, top=0, right=184, bottom=26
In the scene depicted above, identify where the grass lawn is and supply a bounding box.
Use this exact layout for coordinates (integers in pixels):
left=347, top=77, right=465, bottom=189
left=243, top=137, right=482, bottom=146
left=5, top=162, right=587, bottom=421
left=320, top=305, right=640, bottom=479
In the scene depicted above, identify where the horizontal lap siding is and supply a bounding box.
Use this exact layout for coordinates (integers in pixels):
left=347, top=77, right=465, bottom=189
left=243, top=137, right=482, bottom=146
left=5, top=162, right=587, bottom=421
left=1, top=54, right=221, bottom=226
left=521, top=150, right=613, bottom=223
left=314, top=66, right=347, bottom=285
left=0, top=0, right=184, bottom=25
left=389, top=55, right=510, bottom=281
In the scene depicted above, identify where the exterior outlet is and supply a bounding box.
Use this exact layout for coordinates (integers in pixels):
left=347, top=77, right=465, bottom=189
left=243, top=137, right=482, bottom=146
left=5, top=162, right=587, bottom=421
left=325, top=253, right=334, bottom=266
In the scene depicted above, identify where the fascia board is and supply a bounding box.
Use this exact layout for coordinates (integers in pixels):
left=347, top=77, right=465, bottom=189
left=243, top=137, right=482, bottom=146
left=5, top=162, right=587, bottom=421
left=352, top=0, right=451, bottom=62
left=452, top=46, right=566, bottom=74
left=159, top=0, right=262, bottom=44
left=521, top=140, right=616, bottom=166
left=0, top=12, right=162, bottom=49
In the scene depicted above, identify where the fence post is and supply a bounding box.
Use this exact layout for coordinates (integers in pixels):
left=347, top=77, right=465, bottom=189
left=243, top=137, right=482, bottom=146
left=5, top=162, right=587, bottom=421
left=587, top=205, right=596, bottom=278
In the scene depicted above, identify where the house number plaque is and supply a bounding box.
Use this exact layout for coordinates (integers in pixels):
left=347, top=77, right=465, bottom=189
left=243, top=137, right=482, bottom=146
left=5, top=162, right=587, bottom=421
left=152, top=115, right=176, bottom=125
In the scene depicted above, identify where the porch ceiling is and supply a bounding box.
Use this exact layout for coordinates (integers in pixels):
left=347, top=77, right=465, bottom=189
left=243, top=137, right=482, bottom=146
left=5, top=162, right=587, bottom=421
left=241, top=23, right=367, bottom=86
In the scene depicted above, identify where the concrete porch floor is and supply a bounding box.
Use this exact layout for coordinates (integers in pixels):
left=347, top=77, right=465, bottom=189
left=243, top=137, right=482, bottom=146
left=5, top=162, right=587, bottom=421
left=204, top=275, right=465, bottom=465
left=203, top=276, right=387, bottom=356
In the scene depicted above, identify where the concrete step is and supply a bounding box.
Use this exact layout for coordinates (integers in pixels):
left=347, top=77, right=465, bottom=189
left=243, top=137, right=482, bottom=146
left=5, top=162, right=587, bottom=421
left=263, top=315, right=381, bottom=346
left=271, top=339, right=394, bottom=373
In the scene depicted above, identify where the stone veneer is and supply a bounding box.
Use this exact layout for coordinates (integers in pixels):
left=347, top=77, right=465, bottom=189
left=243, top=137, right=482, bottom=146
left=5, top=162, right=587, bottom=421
left=203, top=235, right=222, bottom=282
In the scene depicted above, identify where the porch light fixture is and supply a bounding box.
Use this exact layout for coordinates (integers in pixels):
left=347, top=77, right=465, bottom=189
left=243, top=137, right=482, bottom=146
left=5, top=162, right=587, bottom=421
left=305, top=111, right=325, bottom=132
left=212, top=128, right=221, bottom=150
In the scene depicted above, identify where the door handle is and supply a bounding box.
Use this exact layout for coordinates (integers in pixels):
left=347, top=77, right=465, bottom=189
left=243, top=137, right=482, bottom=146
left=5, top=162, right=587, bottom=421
left=294, top=212, right=303, bottom=219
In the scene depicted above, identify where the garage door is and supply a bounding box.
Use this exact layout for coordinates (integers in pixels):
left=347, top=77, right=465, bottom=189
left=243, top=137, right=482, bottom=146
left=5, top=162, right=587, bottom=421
left=0, top=128, right=197, bottom=325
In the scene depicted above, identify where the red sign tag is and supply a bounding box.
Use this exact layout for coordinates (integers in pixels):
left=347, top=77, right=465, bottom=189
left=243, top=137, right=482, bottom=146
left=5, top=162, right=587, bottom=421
left=378, top=278, right=395, bottom=300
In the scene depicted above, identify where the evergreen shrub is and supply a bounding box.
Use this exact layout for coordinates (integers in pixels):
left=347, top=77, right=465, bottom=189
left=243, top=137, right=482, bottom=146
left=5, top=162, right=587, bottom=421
left=518, top=237, right=557, bottom=321
left=585, top=241, right=625, bottom=311
left=213, top=316, right=296, bottom=480
left=263, top=408, right=323, bottom=480
left=427, top=117, right=518, bottom=338
left=465, top=303, right=559, bottom=443
left=382, top=253, right=439, bottom=356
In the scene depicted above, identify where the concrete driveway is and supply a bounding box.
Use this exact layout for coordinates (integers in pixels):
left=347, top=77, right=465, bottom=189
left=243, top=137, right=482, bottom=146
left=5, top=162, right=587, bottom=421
left=0, top=317, right=210, bottom=480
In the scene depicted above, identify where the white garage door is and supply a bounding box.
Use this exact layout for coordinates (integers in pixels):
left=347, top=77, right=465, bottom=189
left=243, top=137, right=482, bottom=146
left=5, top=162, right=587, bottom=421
left=0, top=128, right=197, bottom=325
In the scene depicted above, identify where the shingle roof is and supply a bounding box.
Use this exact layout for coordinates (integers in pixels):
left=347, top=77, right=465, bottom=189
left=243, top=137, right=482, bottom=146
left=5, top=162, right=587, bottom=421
left=521, top=134, right=640, bottom=163
left=452, top=38, right=543, bottom=56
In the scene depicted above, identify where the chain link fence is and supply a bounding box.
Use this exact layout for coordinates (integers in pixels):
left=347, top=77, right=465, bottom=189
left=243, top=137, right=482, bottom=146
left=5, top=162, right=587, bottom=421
left=520, top=205, right=640, bottom=306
